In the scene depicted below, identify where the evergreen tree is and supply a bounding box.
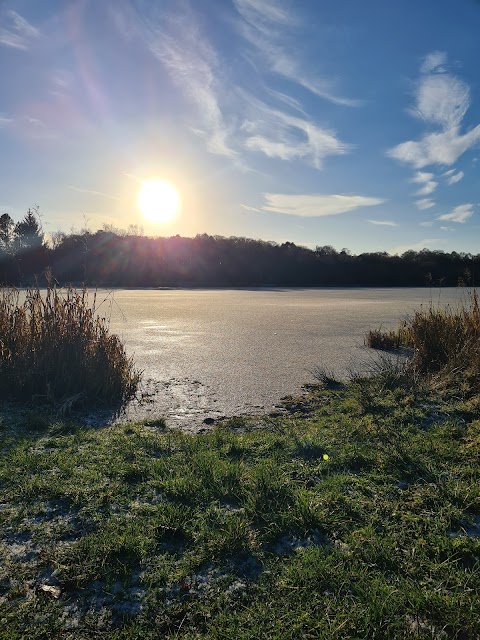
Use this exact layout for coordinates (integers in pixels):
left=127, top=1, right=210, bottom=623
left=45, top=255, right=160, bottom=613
left=13, top=208, right=44, bottom=252
left=0, top=213, right=14, bottom=254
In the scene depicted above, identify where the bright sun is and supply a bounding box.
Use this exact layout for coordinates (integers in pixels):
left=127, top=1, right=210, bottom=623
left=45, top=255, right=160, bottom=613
left=137, top=179, right=179, bottom=223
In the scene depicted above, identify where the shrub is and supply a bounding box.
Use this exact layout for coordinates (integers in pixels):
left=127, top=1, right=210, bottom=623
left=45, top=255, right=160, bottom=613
left=364, top=326, right=406, bottom=351
left=365, top=290, right=480, bottom=396
left=0, top=279, right=140, bottom=407
left=407, top=291, right=479, bottom=374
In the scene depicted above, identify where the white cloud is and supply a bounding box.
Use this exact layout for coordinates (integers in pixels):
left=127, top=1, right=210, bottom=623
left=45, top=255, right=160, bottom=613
left=446, top=171, right=464, bottom=185
left=261, top=193, right=385, bottom=217
left=233, top=0, right=360, bottom=107
left=241, top=96, right=350, bottom=167
left=150, top=16, right=236, bottom=157
left=420, top=51, right=447, bottom=74
left=416, top=199, right=435, bottom=210
left=440, top=226, right=454, bottom=232
left=415, top=181, right=437, bottom=196
left=387, top=53, right=480, bottom=169
left=366, top=219, right=398, bottom=227
left=412, top=171, right=434, bottom=183
left=388, top=125, right=480, bottom=169
left=413, top=74, right=470, bottom=128
left=437, top=203, right=474, bottom=223
left=109, top=3, right=351, bottom=168
left=442, top=168, right=455, bottom=176
left=110, top=3, right=236, bottom=158
left=419, top=221, right=434, bottom=227
left=0, top=10, right=39, bottom=50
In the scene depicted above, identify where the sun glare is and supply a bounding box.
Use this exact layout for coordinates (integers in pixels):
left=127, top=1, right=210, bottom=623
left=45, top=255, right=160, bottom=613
left=138, top=179, right=179, bottom=223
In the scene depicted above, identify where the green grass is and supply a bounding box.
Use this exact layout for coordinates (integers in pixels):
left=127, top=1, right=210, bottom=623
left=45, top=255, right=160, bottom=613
left=0, top=279, right=140, bottom=408
left=1, top=375, right=479, bottom=639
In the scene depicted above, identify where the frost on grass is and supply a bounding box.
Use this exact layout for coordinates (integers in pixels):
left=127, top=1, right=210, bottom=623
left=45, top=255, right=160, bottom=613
left=271, top=529, right=329, bottom=556
left=448, top=515, right=480, bottom=538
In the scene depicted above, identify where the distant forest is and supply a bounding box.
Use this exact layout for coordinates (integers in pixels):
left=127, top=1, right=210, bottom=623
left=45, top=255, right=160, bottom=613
left=0, top=209, right=478, bottom=287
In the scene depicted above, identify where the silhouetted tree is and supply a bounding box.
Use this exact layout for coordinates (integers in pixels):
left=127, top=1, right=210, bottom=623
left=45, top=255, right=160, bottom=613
left=13, top=208, right=44, bottom=252
left=0, top=213, right=14, bottom=254
left=0, top=212, right=478, bottom=287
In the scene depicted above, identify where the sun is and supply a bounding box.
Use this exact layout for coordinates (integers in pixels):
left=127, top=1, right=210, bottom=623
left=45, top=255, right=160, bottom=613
left=137, top=179, right=179, bottom=223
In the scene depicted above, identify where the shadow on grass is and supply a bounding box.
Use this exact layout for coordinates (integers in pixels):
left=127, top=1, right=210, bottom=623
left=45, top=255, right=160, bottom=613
left=0, top=399, right=149, bottom=446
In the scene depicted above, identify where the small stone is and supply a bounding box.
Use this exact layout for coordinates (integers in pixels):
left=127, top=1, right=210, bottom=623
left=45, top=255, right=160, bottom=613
left=203, top=417, right=215, bottom=425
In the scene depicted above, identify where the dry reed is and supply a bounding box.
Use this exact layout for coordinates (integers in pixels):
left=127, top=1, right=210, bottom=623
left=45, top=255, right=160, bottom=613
left=365, top=289, right=480, bottom=395
left=0, top=277, right=140, bottom=407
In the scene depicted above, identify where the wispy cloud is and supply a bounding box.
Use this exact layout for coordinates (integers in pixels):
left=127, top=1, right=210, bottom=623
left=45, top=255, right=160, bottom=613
left=415, top=181, right=437, bottom=196
left=240, top=93, right=350, bottom=167
left=67, top=186, right=121, bottom=201
left=416, top=198, right=435, bottom=210
left=387, top=52, right=480, bottom=168
left=110, top=2, right=236, bottom=158
left=412, top=171, right=434, bottom=184
left=419, top=221, right=434, bottom=227
left=233, top=0, right=361, bottom=107
left=420, top=50, right=447, bottom=74
left=446, top=171, right=464, bottom=185
left=0, top=10, right=39, bottom=51
left=235, top=0, right=293, bottom=27
left=366, top=219, right=398, bottom=227
left=0, top=112, right=58, bottom=139
left=261, top=193, right=384, bottom=217
left=437, top=203, right=474, bottom=223
left=411, top=171, right=437, bottom=196
left=150, top=10, right=236, bottom=157
left=109, top=2, right=352, bottom=169
left=240, top=204, right=263, bottom=213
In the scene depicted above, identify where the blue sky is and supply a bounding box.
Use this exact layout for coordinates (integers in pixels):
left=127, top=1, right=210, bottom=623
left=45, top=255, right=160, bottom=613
left=1, top=0, right=479, bottom=254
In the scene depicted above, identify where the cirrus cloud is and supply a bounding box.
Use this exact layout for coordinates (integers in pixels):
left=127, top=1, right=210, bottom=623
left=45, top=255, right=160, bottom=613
left=0, top=10, right=39, bottom=51
left=233, top=0, right=361, bottom=107
left=446, top=171, right=464, bottom=185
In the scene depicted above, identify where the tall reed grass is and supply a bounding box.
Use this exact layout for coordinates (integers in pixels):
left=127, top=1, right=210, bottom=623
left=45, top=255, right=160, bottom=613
left=365, top=290, right=480, bottom=395
left=0, top=278, right=140, bottom=407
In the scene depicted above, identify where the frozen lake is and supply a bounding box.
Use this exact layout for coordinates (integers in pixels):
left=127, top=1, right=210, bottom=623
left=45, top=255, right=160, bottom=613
left=101, top=287, right=470, bottom=429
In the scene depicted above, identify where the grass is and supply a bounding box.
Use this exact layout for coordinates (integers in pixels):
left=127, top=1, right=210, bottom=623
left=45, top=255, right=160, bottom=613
left=0, top=279, right=140, bottom=408
left=1, top=290, right=480, bottom=637
left=366, top=289, right=480, bottom=396
left=364, top=326, right=407, bottom=351
left=0, top=376, right=479, bottom=638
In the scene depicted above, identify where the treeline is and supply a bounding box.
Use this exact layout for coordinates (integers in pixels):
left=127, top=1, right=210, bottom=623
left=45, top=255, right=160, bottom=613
left=0, top=210, right=478, bottom=287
